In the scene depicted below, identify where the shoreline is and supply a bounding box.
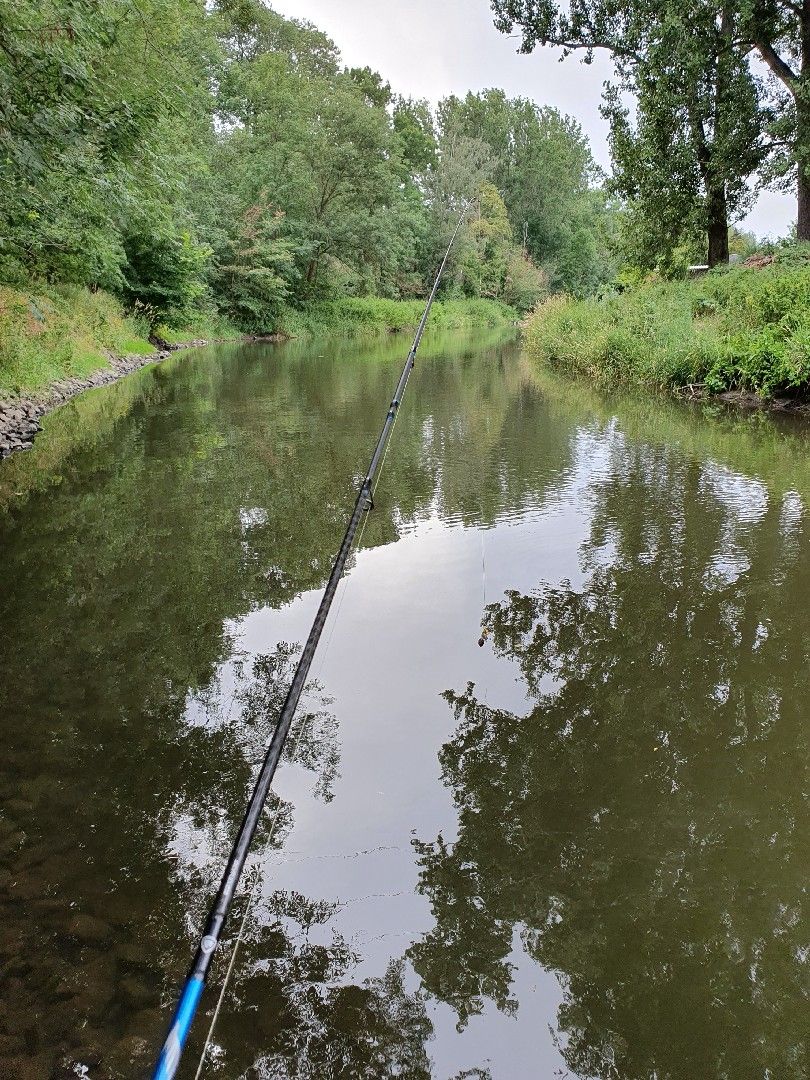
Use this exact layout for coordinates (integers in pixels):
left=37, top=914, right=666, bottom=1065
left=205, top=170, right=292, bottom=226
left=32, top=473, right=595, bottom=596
left=674, top=384, right=810, bottom=415
left=0, top=339, right=211, bottom=460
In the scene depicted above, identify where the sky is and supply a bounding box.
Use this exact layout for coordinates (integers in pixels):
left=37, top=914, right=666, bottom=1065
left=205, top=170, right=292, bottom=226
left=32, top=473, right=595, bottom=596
left=272, top=0, right=794, bottom=239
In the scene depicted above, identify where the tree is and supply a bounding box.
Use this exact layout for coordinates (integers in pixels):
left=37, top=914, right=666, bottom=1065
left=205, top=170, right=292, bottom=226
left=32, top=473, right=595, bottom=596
left=457, top=183, right=548, bottom=309
left=211, top=201, right=297, bottom=332
left=393, top=96, right=438, bottom=174
left=439, top=89, right=615, bottom=292
left=490, top=1, right=767, bottom=267
left=0, top=0, right=217, bottom=287
left=602, top=4, right=765, bottom=268
left=208, top=14, right=421, bottom=307
left=739, top=0, right=810, bottom=239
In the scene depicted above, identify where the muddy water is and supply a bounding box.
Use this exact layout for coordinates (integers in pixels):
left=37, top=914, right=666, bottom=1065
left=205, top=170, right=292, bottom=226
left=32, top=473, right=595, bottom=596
left=0, top=330, right=808, bottom=1079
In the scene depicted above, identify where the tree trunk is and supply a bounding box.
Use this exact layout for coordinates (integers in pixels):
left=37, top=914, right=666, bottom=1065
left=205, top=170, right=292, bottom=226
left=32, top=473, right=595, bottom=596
left=751, top=1, right=810, bottom=238
left=799, top=166, right=810, bottom=241
left=798, top=1, right=810, bottom=239
left=707, top=185, right=729, bottom=266
left=800, top=2, right=810, bottom=239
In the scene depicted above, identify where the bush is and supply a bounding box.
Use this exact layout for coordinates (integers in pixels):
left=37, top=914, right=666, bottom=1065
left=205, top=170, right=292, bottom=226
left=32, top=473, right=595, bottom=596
left=276, top=297, right=516, bottom=338
left=524, top=246, right=810, bottom=398
left=0, top=284, right=153, bottom=395
left=122, top=221, right=209, bottom=327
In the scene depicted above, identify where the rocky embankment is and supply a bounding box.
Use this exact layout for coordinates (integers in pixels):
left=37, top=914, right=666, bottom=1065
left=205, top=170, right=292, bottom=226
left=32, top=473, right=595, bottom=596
left=0, top=340, right=207, bottom=460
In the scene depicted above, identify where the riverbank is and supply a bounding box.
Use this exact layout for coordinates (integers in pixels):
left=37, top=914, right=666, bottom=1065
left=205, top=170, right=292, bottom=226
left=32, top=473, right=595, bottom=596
left=0, top=340, right=211, bottom=458
left=0, top=283, right=241, bottom=399
left=523, top=246, right=810, bottom=403
left=275, top=297, right=516, bottom=337
left=0, top=287, right=517, bottom=458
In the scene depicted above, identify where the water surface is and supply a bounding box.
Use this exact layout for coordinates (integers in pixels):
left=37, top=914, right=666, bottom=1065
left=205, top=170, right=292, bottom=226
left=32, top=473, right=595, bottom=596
left=0, top=330, right=808, bottom=1079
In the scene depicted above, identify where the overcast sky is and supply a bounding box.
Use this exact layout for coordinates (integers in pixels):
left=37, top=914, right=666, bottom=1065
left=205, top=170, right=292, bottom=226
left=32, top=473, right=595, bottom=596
left=272, top=0, right=793, bottom=238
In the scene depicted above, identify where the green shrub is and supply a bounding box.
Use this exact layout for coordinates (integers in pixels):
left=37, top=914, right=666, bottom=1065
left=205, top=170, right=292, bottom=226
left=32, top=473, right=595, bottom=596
left=122, top=221, right=209, bottom=327
left=524, top=248, right=810, bottom=398
left=277, top=297, right=516, bottom=338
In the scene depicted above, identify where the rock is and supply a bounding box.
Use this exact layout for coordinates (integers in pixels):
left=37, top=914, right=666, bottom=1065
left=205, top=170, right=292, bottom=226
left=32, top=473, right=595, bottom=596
left=107, top=1034, right=151, bottom=1073
left=66, top=912, right=112, bottom=945
left=116, top=939, right=149, bottom=968
left=0, top=1053, right=55, bottom=1080
left=120, top=975, right=152, bottom=1008
left=55, top=951, right=116, bottom=1019
left=127, top=1007, right=163, bottom=1040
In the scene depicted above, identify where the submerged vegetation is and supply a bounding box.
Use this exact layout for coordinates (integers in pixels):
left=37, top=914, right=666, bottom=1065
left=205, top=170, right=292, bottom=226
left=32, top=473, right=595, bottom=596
left=525, top=246, right=810, bottom=399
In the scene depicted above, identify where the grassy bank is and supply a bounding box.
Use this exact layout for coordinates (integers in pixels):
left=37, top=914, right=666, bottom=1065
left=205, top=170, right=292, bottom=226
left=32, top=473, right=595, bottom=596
left=0, top=284, right=156, bottom=396
left=1, top=285, right=516, bottom=398
left=0, top=284, right=242, bottom=397
left=276, top=297, right=517, bottom=338
left=524, top=247, right=810, bottom=399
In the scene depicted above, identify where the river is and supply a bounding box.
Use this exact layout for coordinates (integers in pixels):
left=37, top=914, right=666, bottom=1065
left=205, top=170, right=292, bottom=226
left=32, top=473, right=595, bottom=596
left=0, top=329, right=808, bottom=1079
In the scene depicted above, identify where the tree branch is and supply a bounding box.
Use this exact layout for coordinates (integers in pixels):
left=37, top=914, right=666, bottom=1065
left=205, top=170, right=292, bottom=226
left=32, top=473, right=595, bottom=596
left=519, top=33, right=643, bottom=65
left=754, top=38, right=799, bottom=90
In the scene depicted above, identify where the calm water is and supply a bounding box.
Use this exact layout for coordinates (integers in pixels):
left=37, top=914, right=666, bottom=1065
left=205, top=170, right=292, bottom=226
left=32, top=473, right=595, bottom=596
left=0, top=330, right=808, bottom=1079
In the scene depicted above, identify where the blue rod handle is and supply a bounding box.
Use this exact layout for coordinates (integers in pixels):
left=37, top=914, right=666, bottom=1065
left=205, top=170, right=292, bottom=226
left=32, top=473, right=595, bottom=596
left=152, top=976, right=205, bottom=1080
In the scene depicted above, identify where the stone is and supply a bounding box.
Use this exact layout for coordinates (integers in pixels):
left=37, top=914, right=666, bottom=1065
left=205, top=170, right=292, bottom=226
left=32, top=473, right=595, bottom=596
left=107, top=1034, right=151, bottom=1073
left=0, top=1054, right=55, bottom=1080
left=66, top=912, right=112, bottom=945
left=120, top=975, right=152, bottom=1008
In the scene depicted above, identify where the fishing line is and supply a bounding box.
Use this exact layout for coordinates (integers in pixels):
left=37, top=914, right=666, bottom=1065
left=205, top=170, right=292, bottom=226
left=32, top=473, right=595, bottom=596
left=193, top=704, right=311, bottom=1079
left=195, top=329, right=408, bottom=1077
left=151, top=207, right=468, bottom=1080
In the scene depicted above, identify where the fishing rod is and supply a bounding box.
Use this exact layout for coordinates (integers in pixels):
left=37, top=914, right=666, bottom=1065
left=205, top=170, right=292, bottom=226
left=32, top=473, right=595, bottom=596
left=151, top=206, right=467, bottom=1080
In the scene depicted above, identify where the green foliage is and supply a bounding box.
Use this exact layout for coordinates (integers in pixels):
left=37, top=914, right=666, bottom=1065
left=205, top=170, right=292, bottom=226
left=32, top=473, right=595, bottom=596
left=438, top=89, right=616, bottom=294
left=0, top=0, right=216, bottom=290
left=211, top=201, right=297, bottom=332
left=122, top=220, right=210, bottom=327
left=0, top=0, right=613, bottom=379
left=523, top=249, right=810, bottom=397
left=491, top=2, right=769, bottom=268
left=503, top=250, right=550, bottom=311
left=0, top=285, right=152, bottom=394
left=454, top=185, right=549, bottom=311
left=606, top=6, right=764, bottom=268
left=275, top=298, right=516, bottom=339
left=393, top=97, right=438, bottom=173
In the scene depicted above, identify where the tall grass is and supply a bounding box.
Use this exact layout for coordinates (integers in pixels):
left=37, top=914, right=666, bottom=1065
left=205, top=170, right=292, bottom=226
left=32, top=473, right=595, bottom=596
left=276, top=297, right=516, bottom=338
left=524, top=247, right=810, bottom=398
left=0, top=284, right=154, bottom=395
left=0, top=287, right=514, bottom=397
left=0, top=285, right=245, bottom=396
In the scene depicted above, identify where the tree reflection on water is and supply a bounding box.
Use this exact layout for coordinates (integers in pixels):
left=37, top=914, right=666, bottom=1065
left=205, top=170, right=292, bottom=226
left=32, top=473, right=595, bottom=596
left=410, top=449, right=810, bottom=1079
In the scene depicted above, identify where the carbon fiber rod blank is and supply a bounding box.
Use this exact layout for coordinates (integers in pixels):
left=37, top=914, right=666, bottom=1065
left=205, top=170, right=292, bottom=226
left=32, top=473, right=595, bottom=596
left=151, top=207, right=467, bottom=1080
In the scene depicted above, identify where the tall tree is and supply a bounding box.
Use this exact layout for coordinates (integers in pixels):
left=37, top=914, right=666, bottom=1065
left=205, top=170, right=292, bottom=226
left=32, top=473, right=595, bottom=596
left=603, top=4, right=765, bottom=267
left=439, top=89, right=614, bottom=292
left=0, top=0, right=215, bottom=291
left=491, top=1, right=767, bottom=266
left=739, top=0, right=810, bottom=238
